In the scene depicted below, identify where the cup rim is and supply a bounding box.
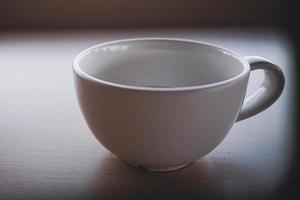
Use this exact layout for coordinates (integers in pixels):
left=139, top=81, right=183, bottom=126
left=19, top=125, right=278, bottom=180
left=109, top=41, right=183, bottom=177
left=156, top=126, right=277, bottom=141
left=73, top=38, right=250, bottom=92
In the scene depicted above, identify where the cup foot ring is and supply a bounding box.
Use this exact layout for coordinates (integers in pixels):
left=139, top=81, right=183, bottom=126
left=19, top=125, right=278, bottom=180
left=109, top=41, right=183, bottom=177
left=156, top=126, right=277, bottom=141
left=121, top=159, right=191, bottom=172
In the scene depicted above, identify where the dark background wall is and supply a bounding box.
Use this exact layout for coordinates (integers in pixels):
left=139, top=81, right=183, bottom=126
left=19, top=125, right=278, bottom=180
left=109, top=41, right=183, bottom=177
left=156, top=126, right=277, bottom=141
left=0, top=0, right=285, bottom=29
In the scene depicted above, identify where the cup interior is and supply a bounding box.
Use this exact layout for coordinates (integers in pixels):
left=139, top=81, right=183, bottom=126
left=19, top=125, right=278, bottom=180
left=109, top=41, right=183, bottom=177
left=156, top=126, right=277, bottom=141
left=75, top=39, right=246, bottom=88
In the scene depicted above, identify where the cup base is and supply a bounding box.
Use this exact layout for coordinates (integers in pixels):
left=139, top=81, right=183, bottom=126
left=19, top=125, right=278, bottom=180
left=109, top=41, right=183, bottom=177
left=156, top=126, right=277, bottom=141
left=121, top=159, right=191, bottom=172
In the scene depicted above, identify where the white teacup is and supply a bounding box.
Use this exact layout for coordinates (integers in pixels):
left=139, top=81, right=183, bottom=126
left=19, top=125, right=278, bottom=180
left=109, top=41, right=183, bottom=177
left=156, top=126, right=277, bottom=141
left=73, top=38, right=285, bottom=172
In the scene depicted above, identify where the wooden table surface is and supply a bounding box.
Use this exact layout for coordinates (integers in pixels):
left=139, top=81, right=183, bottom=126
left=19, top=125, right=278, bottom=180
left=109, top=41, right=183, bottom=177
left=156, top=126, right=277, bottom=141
left=0, top=28, right=297, bottom=200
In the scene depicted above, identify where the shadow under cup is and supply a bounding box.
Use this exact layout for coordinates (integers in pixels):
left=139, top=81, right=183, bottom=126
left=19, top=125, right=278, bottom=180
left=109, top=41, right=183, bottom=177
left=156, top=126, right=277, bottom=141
left=73, top=39, right=250, bottom=172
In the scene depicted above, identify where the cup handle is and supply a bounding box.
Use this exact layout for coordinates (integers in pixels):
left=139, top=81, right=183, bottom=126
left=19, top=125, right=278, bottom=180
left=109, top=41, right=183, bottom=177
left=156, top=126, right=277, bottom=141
left=237, top=56, right=285, bottom=121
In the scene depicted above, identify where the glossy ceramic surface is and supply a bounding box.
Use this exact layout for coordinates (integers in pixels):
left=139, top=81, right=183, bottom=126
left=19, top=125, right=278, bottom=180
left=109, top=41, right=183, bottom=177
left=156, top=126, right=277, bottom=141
left=73, top=38, right=285, bottom=171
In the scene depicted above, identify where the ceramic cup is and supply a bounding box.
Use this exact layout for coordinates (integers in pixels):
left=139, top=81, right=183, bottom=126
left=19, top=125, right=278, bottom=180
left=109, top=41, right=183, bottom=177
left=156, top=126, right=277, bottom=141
left=73, top=38, right=285, bottom=172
